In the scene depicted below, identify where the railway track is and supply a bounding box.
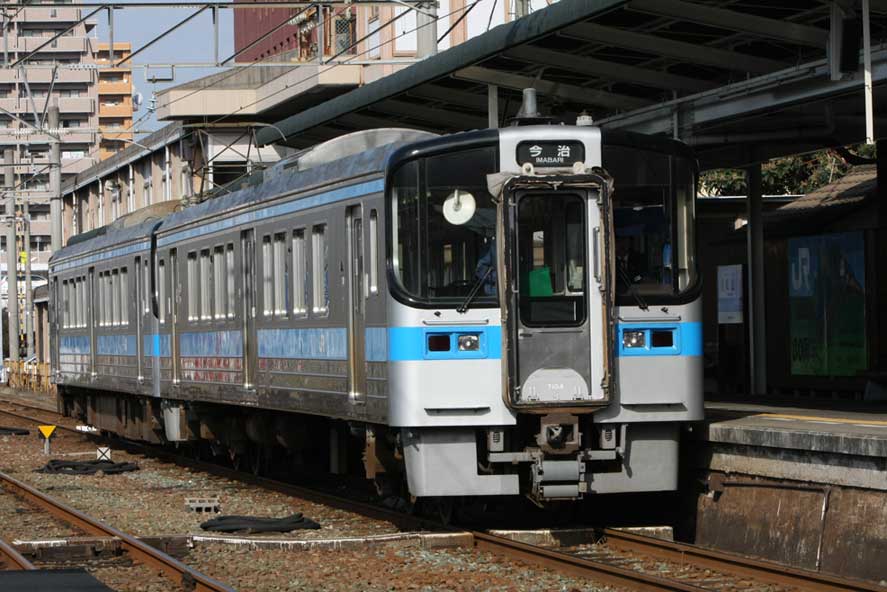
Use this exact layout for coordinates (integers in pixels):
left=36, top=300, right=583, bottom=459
left=0, top=536, right=36, bottom=571
left=0, top=398, right=883, bottom=592
left=0, top=417, right=235, bottom=592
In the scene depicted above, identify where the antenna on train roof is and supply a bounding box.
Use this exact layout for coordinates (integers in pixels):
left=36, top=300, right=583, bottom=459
left=508, top=88, right=557, bottom=126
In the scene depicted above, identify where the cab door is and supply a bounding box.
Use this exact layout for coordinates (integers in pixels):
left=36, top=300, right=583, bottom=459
left=501, top=178, right=612, bottom=409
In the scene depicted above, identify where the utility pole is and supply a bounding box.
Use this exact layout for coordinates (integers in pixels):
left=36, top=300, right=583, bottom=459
left=49, top=104, right=61, bottom=253
left=4, top=147, right=18, bottom=362
left=23, top=200, right=33, bottom=359
left=417, top=2, right=438, bottom=58
left=515, top=0, right=530, bottom=19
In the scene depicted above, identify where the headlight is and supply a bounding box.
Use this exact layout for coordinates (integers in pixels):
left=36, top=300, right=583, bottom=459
left=458, top=334, right=480, bottom=351
left=623, top=330, right=646, bottom=349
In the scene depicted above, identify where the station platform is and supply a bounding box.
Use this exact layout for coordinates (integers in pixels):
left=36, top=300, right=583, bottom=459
left=689, top=400, right=887, bottom=582
left=697, top=400, right=887, bottom=490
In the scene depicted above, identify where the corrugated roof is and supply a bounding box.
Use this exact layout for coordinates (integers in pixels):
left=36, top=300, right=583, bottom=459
left=776, top=165, right=877, bottom=214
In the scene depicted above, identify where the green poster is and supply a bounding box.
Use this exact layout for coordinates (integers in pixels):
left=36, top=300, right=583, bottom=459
left=788, top=232, right=866, bottom=376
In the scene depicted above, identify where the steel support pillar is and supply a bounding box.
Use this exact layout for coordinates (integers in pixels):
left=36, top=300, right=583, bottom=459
left=515, top=0, right=529, bottom=18
left=416, top=1, right=438, bottom=58
left=877, top=139, right=886, bottom=371
left=49, top=104, right=61, bottom=252
left=3, top=147, right=17, bottom=362
left=487, top=84, right=498, bottom=129
left=746, top=163, right=766, bottom=395
left=23, top=200, right=32, bottom=359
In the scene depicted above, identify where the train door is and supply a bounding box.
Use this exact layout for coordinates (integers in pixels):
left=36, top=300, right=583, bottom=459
left=169, top=249, right=180, bottom=384
left=501, top=180, right=613, bottom=408
left=346, top=205, right=367, bottom=405
left=50, top=277, right=59, bottom=379
left=135, top=257, right=143, bottom=382
left=88, top=267, right=96, bottom=378
left=240, top=229, right=257, bottom=389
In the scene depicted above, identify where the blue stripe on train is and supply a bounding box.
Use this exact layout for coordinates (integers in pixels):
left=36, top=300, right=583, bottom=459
left=257, top=327, right=347, bottom=360
left=88, top=321, right=703, bottom=363
left=614, top=322, right=702, bottom=357
left=144, top=334, right=172, bottom=357
left=180, top=331, right=243, bottom=357
left=97, top=334, right=138, bottom=356
left=60, top=335, right=91, bottom=355
left=388, top=326, right=503, bottom=361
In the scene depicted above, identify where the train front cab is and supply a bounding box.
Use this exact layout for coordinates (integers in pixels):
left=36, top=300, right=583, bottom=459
left=385, top=126, right=702, bottom=503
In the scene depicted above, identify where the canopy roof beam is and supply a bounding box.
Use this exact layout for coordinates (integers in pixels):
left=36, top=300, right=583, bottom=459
left=505, top=45, right=716, bottom=93
left=627, top=0, right=829, bottom=48
left=561, top=23, right=791, bottom=75
left=371, top=99, right=488, bottom=129
left=453, top=66, right=652, bottom=110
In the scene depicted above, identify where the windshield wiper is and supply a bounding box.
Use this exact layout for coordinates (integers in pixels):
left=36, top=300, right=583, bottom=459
left=457, top=266, right=494, bottom=314
left=617, top=263, right=649, bottom=311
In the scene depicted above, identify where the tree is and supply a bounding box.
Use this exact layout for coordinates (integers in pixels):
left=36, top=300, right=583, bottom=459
left=699, top=144, right=877, bottom=197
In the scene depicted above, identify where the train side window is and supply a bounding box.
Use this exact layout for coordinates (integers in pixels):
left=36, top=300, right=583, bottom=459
left=143, top=261, right=151, bottom=316
left=187, top=252, right=199, bottom=321
left=273, top=233, right=287, bottom=317
left=111, top=270, right=120, bottom=326
left=369, top=210, right=378, bottom=294
left=292, top=229, right=306, bottom=315
left=62, top=280, right=68, bottom=328
left=120, top=268, right=129, bottom=326
left=200, top=249, right=212, bottom=321
left=158, top=259, right=167, bottom=323
left=225, top=244, right=235, bottom=318
left=311, top=224, right=328, bottom=314
left=96, top=274, right=103, bottom=327
left=213, top=246, right=226, bottom=320
left=262, top=236, right=272, bottom=316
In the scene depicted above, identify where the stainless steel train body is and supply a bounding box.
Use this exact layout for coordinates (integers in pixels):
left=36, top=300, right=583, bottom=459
left=49, top=125, right=702, bottom=502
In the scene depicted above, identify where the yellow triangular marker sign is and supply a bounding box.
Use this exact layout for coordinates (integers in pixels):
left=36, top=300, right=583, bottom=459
left=38, top=425, right=56, bottom=439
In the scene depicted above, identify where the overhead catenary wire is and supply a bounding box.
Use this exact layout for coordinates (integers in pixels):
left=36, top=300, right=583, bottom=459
left=46, top=0, right=479, bottom=213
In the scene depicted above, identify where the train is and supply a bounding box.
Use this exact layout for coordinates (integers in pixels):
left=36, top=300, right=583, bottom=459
left=50, top=98, right=702, bottom=507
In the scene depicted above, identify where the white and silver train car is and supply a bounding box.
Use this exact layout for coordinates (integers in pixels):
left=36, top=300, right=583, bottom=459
left=50, top=122, right=701, bottom=503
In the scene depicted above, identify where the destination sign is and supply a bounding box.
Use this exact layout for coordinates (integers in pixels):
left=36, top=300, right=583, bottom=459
left=516, top=141, right=585, bottom=167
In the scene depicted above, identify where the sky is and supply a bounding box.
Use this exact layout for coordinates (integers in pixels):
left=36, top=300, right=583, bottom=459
left=93, top=1, right=236, bottom=136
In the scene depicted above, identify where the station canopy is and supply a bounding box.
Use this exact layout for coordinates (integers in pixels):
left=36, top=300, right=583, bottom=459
left=257, top=0, right=887, bottom=169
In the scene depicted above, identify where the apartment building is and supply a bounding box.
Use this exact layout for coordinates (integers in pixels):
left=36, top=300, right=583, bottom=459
left=96, top=42, right=134, bottom=160
left=0, top=1, right=102, bottom=269
left=232, top=0, right=538, bottom=77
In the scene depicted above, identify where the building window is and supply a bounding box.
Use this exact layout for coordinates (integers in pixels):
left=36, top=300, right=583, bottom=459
left=312, top=224, right=328, bottom=314
left=292, top=229, right=306, bottom=315
left=143, top=162, right=153, bottom=205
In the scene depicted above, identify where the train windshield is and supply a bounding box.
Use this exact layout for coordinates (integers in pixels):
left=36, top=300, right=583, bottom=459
left=390, top=146, right=499, bottom=306
left=603, top=146, right=697, bottom=304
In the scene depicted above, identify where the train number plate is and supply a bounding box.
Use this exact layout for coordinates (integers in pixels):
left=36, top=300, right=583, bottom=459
left=516, top=141, right=585, bottom=167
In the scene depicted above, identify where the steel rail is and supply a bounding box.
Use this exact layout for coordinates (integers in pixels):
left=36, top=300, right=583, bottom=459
left=600, top=528, right=886, bottom=592
left=0, top=470, right=235, bottom=592
left=0, top=402, right=882, bottom=592
left=473, top=531, right=707, bottom=592
left=0, top=537, right=36, bottom=571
